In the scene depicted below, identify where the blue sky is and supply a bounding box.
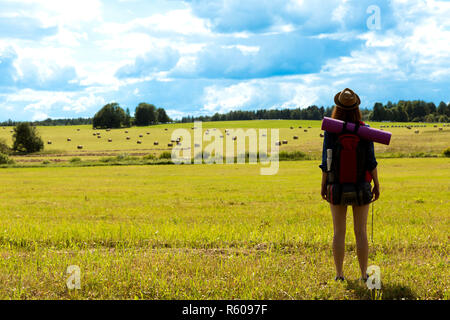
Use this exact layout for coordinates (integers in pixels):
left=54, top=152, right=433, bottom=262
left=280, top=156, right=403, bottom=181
left=0, top=0, right=449, bottom=121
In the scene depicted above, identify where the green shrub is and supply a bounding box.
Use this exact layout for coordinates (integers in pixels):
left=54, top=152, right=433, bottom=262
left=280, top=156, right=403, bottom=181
left=0, top=153, right=14, bottom=165
left=99, top=156, right=113, bottom=163
left=115, top=153, right=130, bottom=161
left=279, top=151, right=308, bottom=161
left=100, top=153, right=138, bottom=163
left=143, top=154, right=156, bottom=160
left=443, top=147, right=450, bottom=157
left=70, top=157, right=82, bottom=163
left=0, top=138, right=10, bottom=154
left=159, top=151, right=172, bottom=159
left=12, top=123, right=44, bottom=153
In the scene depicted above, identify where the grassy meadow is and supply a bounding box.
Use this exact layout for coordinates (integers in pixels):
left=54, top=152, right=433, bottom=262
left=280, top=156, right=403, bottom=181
left=0, top=120, right=448, bottom=300
left=1, top=120, right=449, bottom=165
left=0, top=158, right=448, bottom=299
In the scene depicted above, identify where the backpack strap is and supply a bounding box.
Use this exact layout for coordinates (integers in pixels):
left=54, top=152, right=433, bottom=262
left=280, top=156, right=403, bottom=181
left=342, top=121, right=360, bottom=134
left=353, top=121, right=360, bottom=134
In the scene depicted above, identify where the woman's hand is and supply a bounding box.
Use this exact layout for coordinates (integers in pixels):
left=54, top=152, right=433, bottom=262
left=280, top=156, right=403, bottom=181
left=321, top=171, right=328, bottom=201
left=321, top=183, right=327, bottom=201
left=372, top=183, right=380, bottom=202
left=370, top=168, right=380, bottom=202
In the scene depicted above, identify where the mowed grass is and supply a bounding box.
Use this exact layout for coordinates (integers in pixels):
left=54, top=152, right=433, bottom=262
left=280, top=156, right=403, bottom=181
left=1, top=120, right=449, bottom=164
left=0, top=158, right=448, bottom=299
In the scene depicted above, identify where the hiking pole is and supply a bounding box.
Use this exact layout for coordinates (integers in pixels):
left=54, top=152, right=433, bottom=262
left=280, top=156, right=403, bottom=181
left=371, top=202, right=374, bottom=245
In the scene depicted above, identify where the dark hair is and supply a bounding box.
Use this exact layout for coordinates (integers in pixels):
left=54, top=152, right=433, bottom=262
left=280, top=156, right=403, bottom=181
left=331, top=105, right=362, bottom=123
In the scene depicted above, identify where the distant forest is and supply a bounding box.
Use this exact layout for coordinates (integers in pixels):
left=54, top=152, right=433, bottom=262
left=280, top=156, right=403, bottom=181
left=0, top=117, right=93, bottom=127
left=181, top=100, right=450, bottom=123
left=1, top=100, right=449, bottom=126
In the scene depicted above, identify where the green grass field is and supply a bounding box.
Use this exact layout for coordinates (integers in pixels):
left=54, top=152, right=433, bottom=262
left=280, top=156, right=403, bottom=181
left=0, top=158, right=448, bottom=299
left=1, top=120, right=449, bottom=164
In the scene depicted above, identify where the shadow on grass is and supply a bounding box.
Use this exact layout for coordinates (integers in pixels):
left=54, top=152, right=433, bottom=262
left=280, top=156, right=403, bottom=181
left=346, top=280, right=417, bottom=300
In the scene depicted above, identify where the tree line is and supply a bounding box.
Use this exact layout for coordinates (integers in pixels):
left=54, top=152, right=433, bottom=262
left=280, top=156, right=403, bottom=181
left=93, top=103, right=171, bottom=129
left=180, top=100, right=450, bottom=123
left=1, top=100, right=448, bottom=128
left=370, top=100, right=449, bottom=122
left=0, top=103, right=172, bottom=129
left=0, top=117, right=93, bottom=127
left=180, top=106, right=371, bottom=123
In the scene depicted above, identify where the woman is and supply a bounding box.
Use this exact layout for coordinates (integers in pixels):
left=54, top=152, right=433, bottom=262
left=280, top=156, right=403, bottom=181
left=320, top=88, right=380, bottom=282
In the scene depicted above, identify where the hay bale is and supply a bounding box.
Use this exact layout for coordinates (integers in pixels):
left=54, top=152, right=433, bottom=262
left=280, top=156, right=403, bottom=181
left=146, top=132, right=150, bottom=135
left=137, top=140, right=142, bottom=144
left=414, top=130, right=419, bottom=134
left=108, top=138, right=112, bottom=142
left=139, top=134, right=143, bottom=138
left=439, top=128, right=443, bottom=131
left=320, top=133, right=324, bottom=138
left=293, top=136, right=299, bottom=140
left=93, top=133, right=97, bottom=136
left=125, top=130, right=128, bottom=134
left=290, top=127, right=294, bottom=129
left=165, top=128, right=168, bottom=131
left=77, top=145, right=83, bottom=149
left=282, top=140, right=288, bottom=144
left=168, top=143, right=173, bottom=147
left=67, top=138, right=71, bottom=142
left=106, top=129, right=111, bottom=132
left=232, top=136, right=237, bottom=141
left=47, top=141, right=52, bottom=145
left=126, top=137, right=130, bottom=140
left=77, top=129, right=80, bottom=131
left=97, top=135, right=101, bottom=139
left=275, top=141, right=281, bottom=146
left=154, top=141, right=159, bottom=146
left=304, top=129, right=308, bottom=132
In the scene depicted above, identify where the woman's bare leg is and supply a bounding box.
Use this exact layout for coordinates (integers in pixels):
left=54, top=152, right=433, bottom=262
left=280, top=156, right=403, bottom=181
left=330, top=204, right=348, bottom=278
left=352, top=204, right=370, bottom=279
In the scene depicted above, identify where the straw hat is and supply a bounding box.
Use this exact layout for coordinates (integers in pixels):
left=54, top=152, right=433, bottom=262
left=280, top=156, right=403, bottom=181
left=334, top=88, right=361, bottom=110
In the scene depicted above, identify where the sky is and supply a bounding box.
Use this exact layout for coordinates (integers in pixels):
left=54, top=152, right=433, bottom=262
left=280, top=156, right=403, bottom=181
left=0, top=0, right=449, bottom=121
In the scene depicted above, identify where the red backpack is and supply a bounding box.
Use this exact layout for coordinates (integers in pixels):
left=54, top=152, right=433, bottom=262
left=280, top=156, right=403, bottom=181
left=331, top=121, right=372, bottom=184
left=327, top=122, right=373, bottom=206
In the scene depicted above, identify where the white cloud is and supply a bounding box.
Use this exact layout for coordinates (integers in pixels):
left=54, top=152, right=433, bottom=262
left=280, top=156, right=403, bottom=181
left=7, top=89, right=104, bottom=116
left=203, top=82, right=256, bottom=113
left=96, top=8, right=210, bottom=37
left=32, top=111, right=49, bottom=121
left=62, top=94, right=105, bottom=113
left=12, top=0, right=103, bottom=26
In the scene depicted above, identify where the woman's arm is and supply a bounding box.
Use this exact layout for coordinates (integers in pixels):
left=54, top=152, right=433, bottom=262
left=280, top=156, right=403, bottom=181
left=321, top=171, right=328, bottom=200
left=320, top=132, right=330, bottom=201
left=370, top=167, right=380, bottom=201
